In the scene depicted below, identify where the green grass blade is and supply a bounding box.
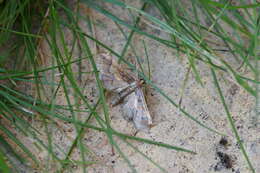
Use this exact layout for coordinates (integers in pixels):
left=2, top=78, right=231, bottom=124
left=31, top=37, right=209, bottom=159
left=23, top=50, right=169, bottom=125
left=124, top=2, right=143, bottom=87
left=0, top=125, right=38, bottom=165
left=0, top=149, right=11, bottom=173
left=211, top=68, right=255, bottom=173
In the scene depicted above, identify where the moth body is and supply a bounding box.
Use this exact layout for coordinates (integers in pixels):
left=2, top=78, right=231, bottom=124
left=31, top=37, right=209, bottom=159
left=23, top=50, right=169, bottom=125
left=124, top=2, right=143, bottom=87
left=96, top=53, right=152, bottom=131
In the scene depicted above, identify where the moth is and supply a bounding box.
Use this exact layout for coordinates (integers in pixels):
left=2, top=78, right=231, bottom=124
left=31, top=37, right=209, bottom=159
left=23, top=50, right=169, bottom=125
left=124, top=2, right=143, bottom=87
left=96, top=53, right=152, bottom=131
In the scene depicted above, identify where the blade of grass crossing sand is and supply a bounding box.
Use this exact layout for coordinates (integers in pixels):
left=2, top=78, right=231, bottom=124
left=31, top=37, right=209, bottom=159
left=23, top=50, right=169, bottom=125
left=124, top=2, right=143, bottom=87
left=59, top=99, right=101, bottom=172
left=0, top=125, right=38, bottom=165
left=123, top=139, right=168, bottom=173
left=211, top=69, right=255, bottom=173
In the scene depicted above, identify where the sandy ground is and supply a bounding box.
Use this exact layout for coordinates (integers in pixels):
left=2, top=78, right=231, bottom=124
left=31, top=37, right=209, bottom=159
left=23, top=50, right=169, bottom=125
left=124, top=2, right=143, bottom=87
left=4, top=0, right=259, bottom=173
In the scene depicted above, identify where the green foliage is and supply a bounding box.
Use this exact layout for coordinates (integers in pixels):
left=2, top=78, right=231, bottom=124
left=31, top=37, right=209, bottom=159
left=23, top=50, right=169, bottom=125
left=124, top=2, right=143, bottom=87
left=0, top=0, right=259, bottom=172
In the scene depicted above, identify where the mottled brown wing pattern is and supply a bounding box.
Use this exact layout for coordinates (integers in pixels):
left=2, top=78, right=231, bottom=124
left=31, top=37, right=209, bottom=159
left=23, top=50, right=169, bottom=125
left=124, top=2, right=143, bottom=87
left=96, top=53, right=152, bottom=131
left=122, top=88, right=152, bottom=131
